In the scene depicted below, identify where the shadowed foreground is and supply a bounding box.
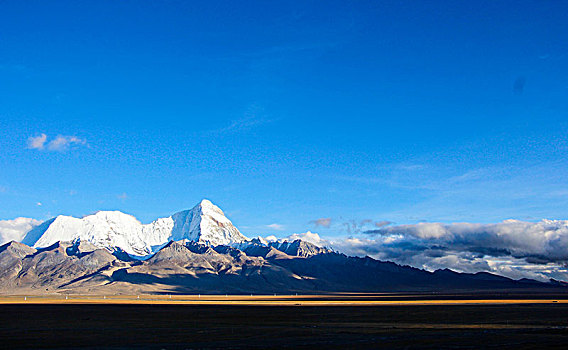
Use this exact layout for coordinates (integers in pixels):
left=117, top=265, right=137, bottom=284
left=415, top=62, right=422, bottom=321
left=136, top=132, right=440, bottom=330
left=1, top=301, right=568, bottom=349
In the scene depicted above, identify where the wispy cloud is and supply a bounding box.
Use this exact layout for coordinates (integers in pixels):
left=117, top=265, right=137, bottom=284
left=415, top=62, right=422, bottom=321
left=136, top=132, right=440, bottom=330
left=266, top=223, right=285, bottom=231
left=333, top=159, right=568, bottom=223
left=342, top=219, right=390, bottom=234
left=310, top=218, right=332, bottom=228
left=27, top=134, right=87, bottom=152
left=212, top=104, right=276, bottom=135
left=375, top=220, right=393, bottom=228
left=219, top=115, right=269, bottom=134
left=310, top=216, right=392, bottom=232
left=117, top=193, right=128, bottom=201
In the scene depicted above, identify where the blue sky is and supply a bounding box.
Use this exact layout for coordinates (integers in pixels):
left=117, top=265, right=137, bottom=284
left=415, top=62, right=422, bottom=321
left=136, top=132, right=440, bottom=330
left=1, top=0, right=568, bottom=240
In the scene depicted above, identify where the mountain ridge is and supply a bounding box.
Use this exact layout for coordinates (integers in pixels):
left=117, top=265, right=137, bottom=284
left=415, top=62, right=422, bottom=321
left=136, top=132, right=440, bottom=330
left=1, top=200, right=565, bottom=295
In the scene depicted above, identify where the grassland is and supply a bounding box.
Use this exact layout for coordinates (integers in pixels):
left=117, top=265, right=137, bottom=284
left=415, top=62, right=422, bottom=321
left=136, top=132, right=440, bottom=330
left=1, top=293, right=567, bottom=349
left=1, top=293, right=568, bottom=306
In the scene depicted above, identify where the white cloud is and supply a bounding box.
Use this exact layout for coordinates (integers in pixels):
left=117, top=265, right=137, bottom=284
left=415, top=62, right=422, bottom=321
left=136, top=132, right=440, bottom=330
left=117, top=193, right=128, bottom=200
left=47, top=135, right=87, bottom=152
left=27, top=134, right=47, bottom=150
left=27, top=134, right=87, bottom=152
left=284, top=231, right=329, bottom=247
left=266, top=223, right=285, bottom=231
left=36, top=202, right=42, bottom=206
left=0, top=217, right=42, bottom=245
left=264, top=232, right=330, bottom=247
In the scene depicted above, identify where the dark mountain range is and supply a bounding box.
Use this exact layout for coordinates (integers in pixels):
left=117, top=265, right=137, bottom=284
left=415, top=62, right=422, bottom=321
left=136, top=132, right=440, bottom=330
left=0, top=238, right=561, bottom=295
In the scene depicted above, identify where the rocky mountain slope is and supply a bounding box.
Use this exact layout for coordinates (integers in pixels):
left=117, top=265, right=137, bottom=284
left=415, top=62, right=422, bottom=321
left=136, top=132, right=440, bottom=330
left=0, top=237, right=560, bottom=295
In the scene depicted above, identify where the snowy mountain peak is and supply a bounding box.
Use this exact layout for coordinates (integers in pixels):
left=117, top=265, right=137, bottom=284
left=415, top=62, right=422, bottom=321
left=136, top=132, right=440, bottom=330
left=196, top=199, right=223, bottom=214
left=20, top=200, right=248, bottom=257
left=171, top=199, right=248, bottom=246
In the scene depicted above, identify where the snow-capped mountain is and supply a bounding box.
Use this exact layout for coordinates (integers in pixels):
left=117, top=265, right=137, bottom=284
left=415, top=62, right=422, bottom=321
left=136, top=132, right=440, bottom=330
left=21, top=200, right=248, bottom=257
left=168, top=199, right=248, bottom=246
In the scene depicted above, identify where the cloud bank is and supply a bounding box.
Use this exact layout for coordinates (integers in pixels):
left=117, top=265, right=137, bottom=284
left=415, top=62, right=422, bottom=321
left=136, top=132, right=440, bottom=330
left=327, top=219, right=568, bottom=282
left=364, top=219, right=568, bottom=263
left=276, top=219, right=568, bottom=282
